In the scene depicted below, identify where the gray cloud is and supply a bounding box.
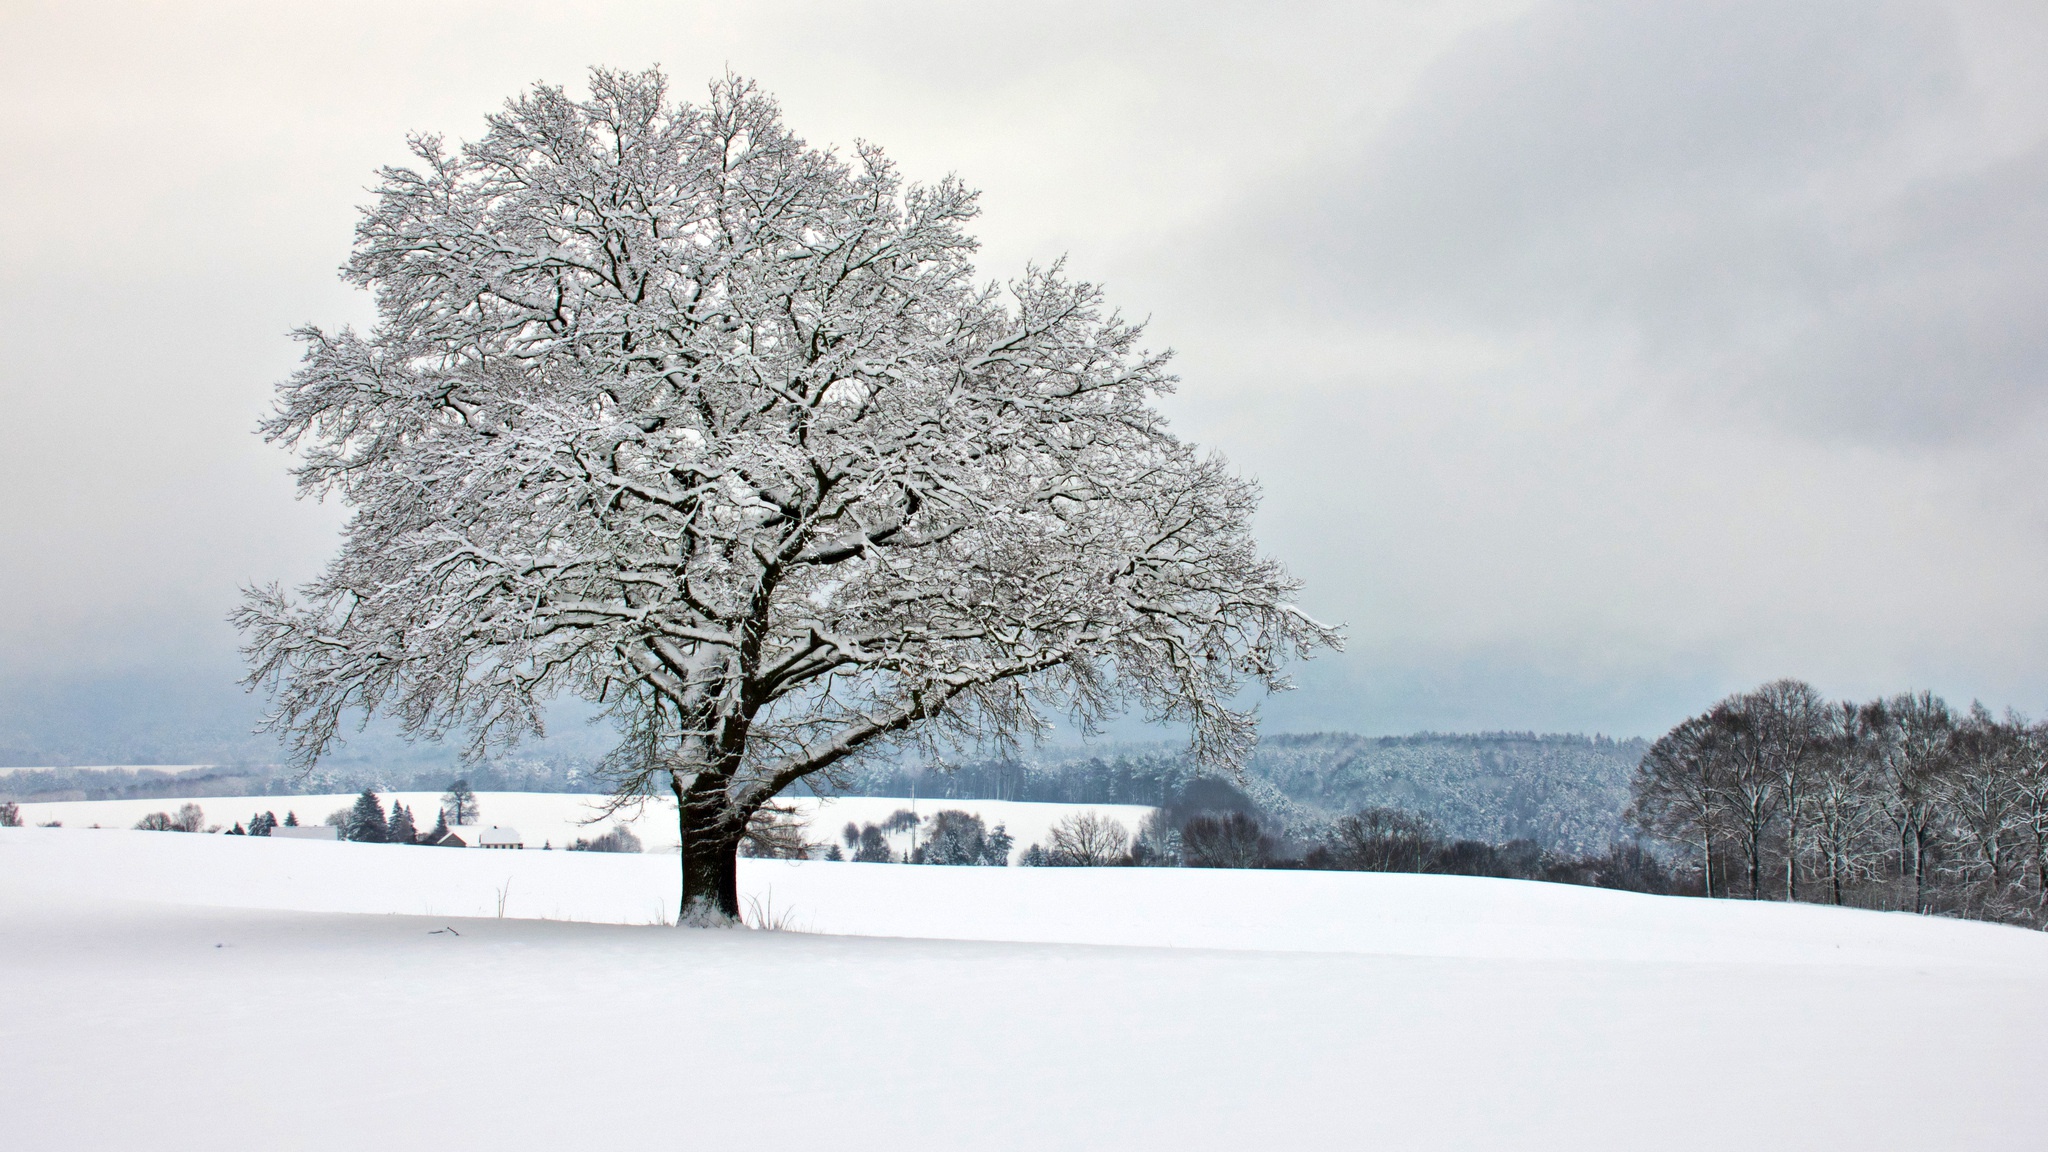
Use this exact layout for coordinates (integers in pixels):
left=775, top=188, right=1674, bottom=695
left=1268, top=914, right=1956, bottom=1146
left=5, top=1, right=2048, bottom=759
left=1221, top=0, right=2048, bottom=444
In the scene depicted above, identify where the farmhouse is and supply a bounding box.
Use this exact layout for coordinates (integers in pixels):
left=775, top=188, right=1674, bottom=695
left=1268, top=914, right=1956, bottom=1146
left=475, top=826, right=524, bottom=850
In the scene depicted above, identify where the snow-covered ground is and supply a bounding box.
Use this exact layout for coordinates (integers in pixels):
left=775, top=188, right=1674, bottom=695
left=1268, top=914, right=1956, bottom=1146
left=14, top=792, right=1154, bottom=863
left=5, top=825, right=2047, bottom=1149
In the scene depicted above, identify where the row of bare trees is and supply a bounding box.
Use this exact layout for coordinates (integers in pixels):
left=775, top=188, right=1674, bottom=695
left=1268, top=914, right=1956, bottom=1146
left=1628, top=679, right=2048, bottom=923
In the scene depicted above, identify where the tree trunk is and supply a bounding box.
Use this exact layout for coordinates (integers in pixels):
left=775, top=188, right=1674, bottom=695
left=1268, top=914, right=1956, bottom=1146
left=679, top=826, right=742, bottom=925
left=1702, top=832, right=1714, bottom=898
left=1914, top=826, right=1929, bottom=914
left=672, top=773, right=746, bottom=925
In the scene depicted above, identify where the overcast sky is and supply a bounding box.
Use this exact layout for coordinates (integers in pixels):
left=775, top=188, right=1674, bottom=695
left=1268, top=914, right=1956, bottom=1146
left=5, top=0, right=2048, bottom=752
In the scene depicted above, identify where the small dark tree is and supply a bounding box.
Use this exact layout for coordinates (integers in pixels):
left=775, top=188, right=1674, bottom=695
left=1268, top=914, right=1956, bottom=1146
left=134, top=811, right=175, bottom=831
left=170, top=803, right=207, bottom=833
left=854, top=824, right=894, bottom=863
left=283, top=811, right=299, bottom=826
left=442, top=780, right=479, bottom=826
left=917, top=810, right=989, bottom=865
left=348, top=790, right=388, bottom=843
left=0, top=801, right=20, bottom=827
left=1316, top=807, right=1441, bottom=872
left=1180, top=811, right=1271, bottom=868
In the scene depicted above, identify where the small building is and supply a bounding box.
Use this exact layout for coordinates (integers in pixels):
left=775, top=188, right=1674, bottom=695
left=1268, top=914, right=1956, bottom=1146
left=418, top=827, right=467, bottom=847
left=271, top=825, right=338, bottom=841
left=476, top=826, right=524, bottom=850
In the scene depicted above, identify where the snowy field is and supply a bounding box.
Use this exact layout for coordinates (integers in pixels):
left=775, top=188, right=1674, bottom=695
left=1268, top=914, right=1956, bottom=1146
left=5, top=826, right=2048, bottom=1149
left=14, top=792, right=1153, bottom=863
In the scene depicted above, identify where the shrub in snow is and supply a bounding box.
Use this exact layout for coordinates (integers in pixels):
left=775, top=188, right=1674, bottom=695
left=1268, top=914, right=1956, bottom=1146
left=569, top=826, right=643, bottom=853
left=1180, top=812, right=1272, bottom=869
left=912, top=810, right=1013, bottom=866
left=0, top=801, right=19, bottom=827
left=133, top=803, right=206, bottom=833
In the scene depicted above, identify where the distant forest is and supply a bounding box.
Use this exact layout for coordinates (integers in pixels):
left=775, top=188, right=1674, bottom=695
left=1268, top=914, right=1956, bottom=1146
left=1, top=732, right=1642, bottom=854
left=841, top=732, right=1642, bottom=854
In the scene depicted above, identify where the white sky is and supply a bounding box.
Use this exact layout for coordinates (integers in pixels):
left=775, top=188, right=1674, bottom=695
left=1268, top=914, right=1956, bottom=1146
left=4, top=0, right=2048, bottom=744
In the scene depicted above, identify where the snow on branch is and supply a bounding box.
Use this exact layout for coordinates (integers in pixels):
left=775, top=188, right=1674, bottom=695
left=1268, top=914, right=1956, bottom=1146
left=239, top=67, right=1340, bottom=840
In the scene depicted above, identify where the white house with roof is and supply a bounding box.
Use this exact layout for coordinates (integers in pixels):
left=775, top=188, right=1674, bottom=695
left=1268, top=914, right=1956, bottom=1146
left=473, top=826, right=524, bottom=849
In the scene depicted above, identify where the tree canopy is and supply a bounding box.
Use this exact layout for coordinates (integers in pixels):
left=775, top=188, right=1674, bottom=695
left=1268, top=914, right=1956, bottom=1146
left=236, top=69, right=1336, bottom=920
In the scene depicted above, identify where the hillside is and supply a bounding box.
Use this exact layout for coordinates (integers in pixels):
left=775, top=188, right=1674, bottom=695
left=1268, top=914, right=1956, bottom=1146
left=850, top=732, right=1646, bottom=853
left=3, top=826, right=2045, bottom=1150
left=1248, top=732, right=1645, bottom=853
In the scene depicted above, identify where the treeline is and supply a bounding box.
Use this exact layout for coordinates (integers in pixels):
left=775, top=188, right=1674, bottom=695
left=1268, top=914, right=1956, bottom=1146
left=1628, top=679, right=2048, bottom=926
left=845, top=733, right=1642, bottom=855
left=0, top=759, right=600, bottom=804
left=790, top=781, right=1676, bottom=895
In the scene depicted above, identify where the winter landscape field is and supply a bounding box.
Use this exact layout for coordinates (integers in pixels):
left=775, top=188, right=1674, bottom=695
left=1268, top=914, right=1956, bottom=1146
left=6, top=816, right=2048, bottom=1150
left=16, top=3, right=2048, bottom=1148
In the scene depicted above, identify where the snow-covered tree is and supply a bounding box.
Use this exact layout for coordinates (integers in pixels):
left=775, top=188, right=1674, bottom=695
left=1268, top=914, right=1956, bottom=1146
left=235, top=69, right=1337, bottom=922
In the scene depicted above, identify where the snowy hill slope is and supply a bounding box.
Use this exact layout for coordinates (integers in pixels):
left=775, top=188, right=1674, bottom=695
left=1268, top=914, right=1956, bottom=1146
left=3, top=827, right=2046, bottom=1150
left=15, top=792, right=1154, bottom=864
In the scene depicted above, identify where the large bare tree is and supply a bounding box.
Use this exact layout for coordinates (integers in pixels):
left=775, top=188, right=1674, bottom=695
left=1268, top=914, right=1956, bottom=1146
left=234, top=70, right=1337, bottom=922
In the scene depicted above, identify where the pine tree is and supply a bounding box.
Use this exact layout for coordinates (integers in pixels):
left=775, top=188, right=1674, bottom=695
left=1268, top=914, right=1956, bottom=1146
left=387, top=802, right=418, bottom=845
left=982, top=823, right=1016, bottom=866
left=283, top=811, right=299, bottom=826
left=425, top=806, right=449, bottom=845
left=348, top=790, right=388, bottom=843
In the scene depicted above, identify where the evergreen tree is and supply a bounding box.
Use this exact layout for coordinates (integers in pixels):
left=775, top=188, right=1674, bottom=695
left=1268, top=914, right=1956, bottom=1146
left=387, top=802, right=418, bottom=845
left=283, top=811, right=299, bottom=826
left=426, top=806, right=449, bottom=844
left=348, top=790, right=388, bottom=843
left=229, top=823, right=246, bottom=835
left=982, top=823, right=1015, bottom=866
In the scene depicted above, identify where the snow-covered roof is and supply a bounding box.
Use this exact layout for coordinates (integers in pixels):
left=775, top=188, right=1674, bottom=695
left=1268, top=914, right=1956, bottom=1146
left=472, top=826, right=523, bottom=847
left=271, top=825, right=337, bottom=841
